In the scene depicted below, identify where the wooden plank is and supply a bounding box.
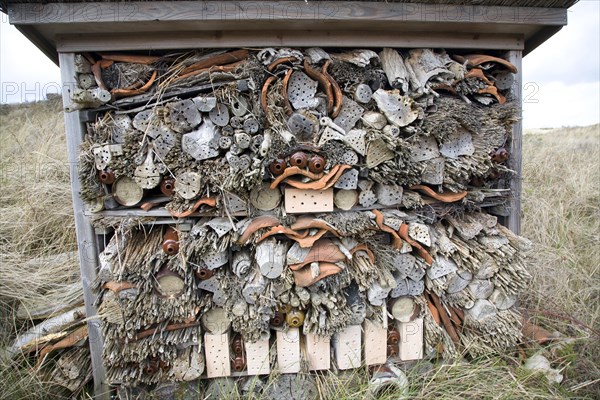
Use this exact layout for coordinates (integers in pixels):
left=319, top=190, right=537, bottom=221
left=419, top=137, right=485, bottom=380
left=276, top=328, right=301, bottom=373
left=506, top=50, right=523, bottom=235
left=58, top=52, right=109, bottom=399
left=333, top=325, right=362, bottom=370
left=363, top=319, right=388, bottom=366
left=398, top=318, right=424, bottom=361
left=245, top=338, right=271, bottom=376
left=305, top=333, right=331, bottom=371
left=285, top=188, right=334, bottom=214
left=9, top=2, right=568, bottom=26
left=204, top=333, right=232, bottom=378
left=55, top=30, right=524, bottom=53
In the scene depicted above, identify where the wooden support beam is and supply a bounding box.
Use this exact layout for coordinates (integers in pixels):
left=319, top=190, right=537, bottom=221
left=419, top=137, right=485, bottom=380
left=55, top=30, right=523, bottom=53
left=8, top=2, right=568, bottom=26
left=58, top=52, right=109, bottom=399
left=506, top=50, right=523, bottom=235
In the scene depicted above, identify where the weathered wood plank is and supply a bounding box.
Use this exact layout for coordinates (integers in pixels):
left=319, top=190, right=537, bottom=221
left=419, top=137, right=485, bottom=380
left=9, top=2, right=568, bottom=26
left=55, top=30, right=524, bottom=52
left=245, top=338, right=271, bottom=375
left=334, top=325, right=362, bottom=370
left=58, top=52, right=109, bottom=399
left=506, top=50, right=523, bottom=235
left=305, top=333, right=331, bottom=371
left=276, top=328, right=301, bottom=373
left=398, top=318, right=424, bottom=361
left=363, top=319, right=388, bottom=366
left=205, top=333, right=232, bottom=378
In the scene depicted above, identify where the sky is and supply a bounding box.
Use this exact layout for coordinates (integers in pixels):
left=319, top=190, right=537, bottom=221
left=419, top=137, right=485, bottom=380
left=0, top=1, right=598, bottom=129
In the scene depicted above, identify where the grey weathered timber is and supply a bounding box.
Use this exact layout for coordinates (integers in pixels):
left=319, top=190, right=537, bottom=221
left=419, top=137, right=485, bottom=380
left=7, top=1, right=569, bottom=26
left=58, top=52, right=110, bottom=400
left=506, top=50, right=523, bottom=235
left=8, top=1, right=569, bottom=59
left=55, top=31, right=523, bottom=53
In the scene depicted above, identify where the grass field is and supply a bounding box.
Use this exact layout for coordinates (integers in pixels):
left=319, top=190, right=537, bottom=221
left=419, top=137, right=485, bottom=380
left=0, top=99, right=598, bottom=399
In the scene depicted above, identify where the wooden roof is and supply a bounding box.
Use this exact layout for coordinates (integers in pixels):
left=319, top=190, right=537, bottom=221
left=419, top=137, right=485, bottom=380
left=3, top=0, right=576, bottom=64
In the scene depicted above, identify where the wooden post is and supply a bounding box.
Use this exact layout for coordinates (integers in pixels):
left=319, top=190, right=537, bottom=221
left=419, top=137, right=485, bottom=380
left=506, top=50, right=523, bottom=235
left=58, top=52, right=109, bottom=399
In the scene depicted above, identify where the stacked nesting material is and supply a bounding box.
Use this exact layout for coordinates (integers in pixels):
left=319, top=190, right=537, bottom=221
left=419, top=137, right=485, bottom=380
left=78, top=47, right=528, bottom=396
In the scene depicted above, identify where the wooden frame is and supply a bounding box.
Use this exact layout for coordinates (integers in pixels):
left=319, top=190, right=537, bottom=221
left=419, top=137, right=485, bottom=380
left=41, top=2, right=543, bottom=396
left=58, top=52, right=110, bottom=399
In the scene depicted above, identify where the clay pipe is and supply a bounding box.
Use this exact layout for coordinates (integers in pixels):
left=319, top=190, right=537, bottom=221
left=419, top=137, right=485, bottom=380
left=232, top=355, right=246, bottom=372
left=387, top=326, right=400, bottom=345
left=398, top=223, right=433, bottom=266
left=180, top=49, right=249, bottom=75
left=194, top=268, right=214, bottom=281
left=281, top=68, right=294, bottom=116
left=232, top=335, right=244, bottom=356
left=322, top=60, right=343, bottom=118
left=160, top=178, right=176, bottom=196
left=260, top=75, right=278, bottom=115
left=428, top=292, right=460, bottom=345
left=162, top=227, right=179, bottom=255
left=98, top=169, right=115, bottom=184
left=270, top=311, right=285, bottom=327
left=267, top=56, right=298, bottom=72
left=100, top=54, right=160, bottom=65
left=286, top=309, right=305, bottom=327
left=112, top=70, right=157, bottom=99
left=303, top=59, right=334, bottom=115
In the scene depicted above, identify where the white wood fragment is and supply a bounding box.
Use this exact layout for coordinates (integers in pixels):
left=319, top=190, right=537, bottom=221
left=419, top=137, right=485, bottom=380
left=255, top=238, right=287, bottom=279
left=363, top=319, right=387, bottom=366
left=276, top=328, right=301, bottom=373
left=305, top=333, right=331, bottom=371
left=245, top=338, right=271, bottom=375
left=205, top=333, right=231, bottom=378
left=398, top=318, right=424, bottom=361
left=333, top=325, right=362, bottom=370
left=285, top=188, right=334, bottom=214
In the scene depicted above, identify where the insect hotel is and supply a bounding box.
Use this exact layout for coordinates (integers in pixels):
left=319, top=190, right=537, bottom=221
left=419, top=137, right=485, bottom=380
left=5, top=0, right=575, bottom=398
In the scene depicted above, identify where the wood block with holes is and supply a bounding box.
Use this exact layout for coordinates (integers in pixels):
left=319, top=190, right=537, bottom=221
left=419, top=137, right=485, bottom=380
left=284, top=188, right=334, bottom=214
left=276, top=328, right=301, bottom=373
left=204, top=332, right=231, bottom=378
left=363, top=319, right=388, bottom=366
left=305, top=333, right=331, bottom=371
left=245, top=337, right=271, bottom=375
left=333, top=324, right=362, bottom=370
left=398, top=318, right=424, bottom=361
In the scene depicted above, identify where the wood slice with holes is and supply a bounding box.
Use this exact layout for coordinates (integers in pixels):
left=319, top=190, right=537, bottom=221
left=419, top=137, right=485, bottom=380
left=205, top=333, right=231, bottom=378
left=305, top=333, right=331, bottom=371
left=333, top=325, right=362, bottom=370
left=284, top=188, right=333, bottom=214
left=134, top=150, right=160, bottom=189
left=276, top=328, right=301, bottom=373
left=363, top=319, right=388, bottom=366
left=175, top=172, right=201, bottom=200
left=201, top=307, right=231, bottom=335
left=245, top=337, right=270, bottom=375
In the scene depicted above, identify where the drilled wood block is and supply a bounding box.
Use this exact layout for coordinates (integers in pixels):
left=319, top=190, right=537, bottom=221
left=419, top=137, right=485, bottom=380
left=305, top=333, right=331, bottom=371
left=276, top=328, right=301, bottom=373
left=398, top=318, right=424, bottom=361
left=204, top=333, right=231, bottom=378
left=363, top=319, right=388, bottom=366
left=245, top=338, right=271, bottom=375
left=334, top=324, right=362, bottom=370
left=284, top=188, right=334, bottom=214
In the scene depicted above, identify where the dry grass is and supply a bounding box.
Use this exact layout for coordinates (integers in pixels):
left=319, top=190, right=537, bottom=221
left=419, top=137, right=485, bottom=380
left=520, top=124, right=600, bottom=398
left=0, top=100, right=598, bottom=399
